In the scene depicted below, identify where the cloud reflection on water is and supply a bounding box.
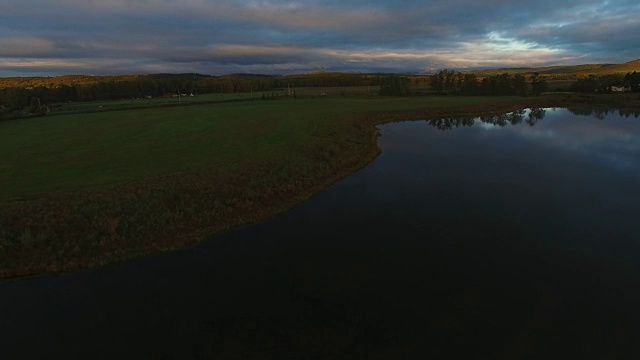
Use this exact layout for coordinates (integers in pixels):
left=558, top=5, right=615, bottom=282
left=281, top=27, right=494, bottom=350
left=424, top=107, right=640, bottom=174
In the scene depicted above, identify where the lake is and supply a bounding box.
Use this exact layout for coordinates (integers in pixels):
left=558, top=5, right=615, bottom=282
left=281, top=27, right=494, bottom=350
left=1, top=108, right=640, bottom=358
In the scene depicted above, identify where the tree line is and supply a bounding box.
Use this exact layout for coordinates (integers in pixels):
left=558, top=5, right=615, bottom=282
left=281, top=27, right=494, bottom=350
left=0, top=74, right=273, bottom=112
left=2, top=70, right=639, bottom=119
left=0, top=72, right=389, bottom=115
left=429, top=70, right=548, bottom=96
left=570, top=72, right=640, bottom=93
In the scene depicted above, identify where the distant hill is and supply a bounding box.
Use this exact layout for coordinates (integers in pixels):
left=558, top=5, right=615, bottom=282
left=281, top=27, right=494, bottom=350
left=466, top=64, right=609, bottom=77
left=219, top=73, right=275, bottom=78
left=1, top=60, right=639, bottom=89
left=0, top=75, right=138, bottom=89
left=465, top=59, right=640, bottom=78
left=0, top=73, right=214, bottom=89
left=586, top=59, right=640, bottom=74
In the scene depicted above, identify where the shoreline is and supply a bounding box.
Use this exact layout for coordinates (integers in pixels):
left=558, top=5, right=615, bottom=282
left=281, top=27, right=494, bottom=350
left=2, top=95, right=639, bottom=279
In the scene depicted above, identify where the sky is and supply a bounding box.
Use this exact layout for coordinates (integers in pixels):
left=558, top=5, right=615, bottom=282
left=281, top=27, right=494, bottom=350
left=1, top=0, right=639, bottom=77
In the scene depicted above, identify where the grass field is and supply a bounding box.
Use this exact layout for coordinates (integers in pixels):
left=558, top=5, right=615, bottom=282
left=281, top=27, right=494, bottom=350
left=1, top=96, right=522, bottom=199
left=49, top=92, right=273, bottom=113
left=2, top=94, right=638, bottom=277
left=45, top=87, right=382, bottom=116
left=2, top=100, right=312, bottom=198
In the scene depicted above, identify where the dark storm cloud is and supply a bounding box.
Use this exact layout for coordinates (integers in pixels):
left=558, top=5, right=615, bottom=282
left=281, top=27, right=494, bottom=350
left=0, top=0, right=637, bottom=76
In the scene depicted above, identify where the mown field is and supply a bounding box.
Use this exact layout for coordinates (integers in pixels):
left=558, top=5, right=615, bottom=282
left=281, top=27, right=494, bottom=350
left=1, top=94, right=637, bottom=277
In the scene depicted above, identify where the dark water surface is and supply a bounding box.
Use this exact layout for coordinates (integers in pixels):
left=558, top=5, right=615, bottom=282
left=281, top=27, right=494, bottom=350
left=2, top=108, right=640, bottom=358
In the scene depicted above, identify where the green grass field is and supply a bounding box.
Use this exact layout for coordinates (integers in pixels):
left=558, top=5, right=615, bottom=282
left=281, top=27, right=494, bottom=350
left=2, top=94, right=637, bottom=277
left=2, top=100, right=312, bottom=198
left=1, top=96, right=523, bottom=199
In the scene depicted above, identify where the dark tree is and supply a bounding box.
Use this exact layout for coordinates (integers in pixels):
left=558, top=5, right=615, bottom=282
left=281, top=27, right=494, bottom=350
left=623, top=72, right=640, bottom=92
left=460, top=74, right=479, bottom=95
left=430, top=70, right=458, bottom=95
left=379, top=76, right=410, bottom=96
left=512, top=74, right=528, bottom=96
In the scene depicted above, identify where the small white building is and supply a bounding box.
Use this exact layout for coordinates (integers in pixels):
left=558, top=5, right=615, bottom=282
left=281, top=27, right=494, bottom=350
left=611, top=86, right=630, bottom=92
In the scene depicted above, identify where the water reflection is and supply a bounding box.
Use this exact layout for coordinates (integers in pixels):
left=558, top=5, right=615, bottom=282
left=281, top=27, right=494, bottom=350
left=426, top=116, right=475, bottom=130
left=566, top=107, right=640, bottom=119
left=424, top=108, right=640, bottom=175
left=427, top=108, right=548, bottom=130
left=384, top=108, right=640, bottom=256
left=428, top=107, right=640, bottom=131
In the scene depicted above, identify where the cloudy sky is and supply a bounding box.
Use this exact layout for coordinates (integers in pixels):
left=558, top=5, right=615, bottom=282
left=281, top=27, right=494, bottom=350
left=1, top=0, right=638, bottom=76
